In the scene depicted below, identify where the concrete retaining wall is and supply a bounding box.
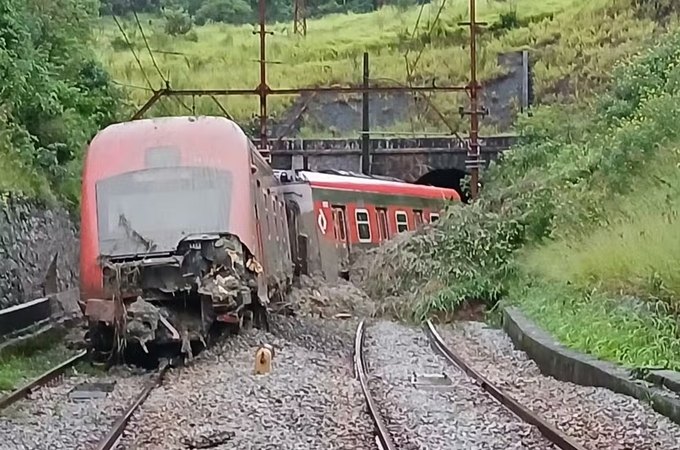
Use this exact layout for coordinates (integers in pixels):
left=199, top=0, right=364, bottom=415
left=502, top=306, right=680, bottom=425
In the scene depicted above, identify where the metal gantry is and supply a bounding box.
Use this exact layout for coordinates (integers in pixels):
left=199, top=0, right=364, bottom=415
left=130, top=0, right=489, bottom=199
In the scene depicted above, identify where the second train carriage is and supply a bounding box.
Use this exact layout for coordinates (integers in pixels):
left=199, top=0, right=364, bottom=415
left=276, top=169, right=461, bottom=280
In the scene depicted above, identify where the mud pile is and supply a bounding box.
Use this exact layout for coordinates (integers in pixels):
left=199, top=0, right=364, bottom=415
left=275, top=274, right=377, bottom=320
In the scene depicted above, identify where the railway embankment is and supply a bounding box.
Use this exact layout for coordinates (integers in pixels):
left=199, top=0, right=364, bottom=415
left=351, top=28, right=680, bottom=399
left=502, top=307, right=680, bottom=425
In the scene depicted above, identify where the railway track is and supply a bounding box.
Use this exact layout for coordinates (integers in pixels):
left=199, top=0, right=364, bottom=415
left=0, top=350, right=88, bottom=411
left=354, top=320, right=397, bottom=450
left=356, top=320, right=590, bottom=450
left=423, top=320, right=586, bottom=450
left=94, top=363, right=171, bottom=450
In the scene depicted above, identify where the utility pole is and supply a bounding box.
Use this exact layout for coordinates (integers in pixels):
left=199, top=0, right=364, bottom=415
left=293, top=0, right=307, bottom=36
left=254, top=0, right=273, bottom=160
left=459, top=0, right=488, bottom=200
left=361, top=52, right=370, bottom=175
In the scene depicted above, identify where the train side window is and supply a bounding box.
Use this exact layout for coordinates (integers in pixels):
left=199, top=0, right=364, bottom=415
left=376, top=208, right=389, bottom=240
left=332, top=206, right=347, bottom=242
left=395, top=211, right=409, bottom=233
left=414, top=210, right=424, bottom=228
left=430, top=212, right=440, bottom=223
left=355, top=209, right=371, bottom=242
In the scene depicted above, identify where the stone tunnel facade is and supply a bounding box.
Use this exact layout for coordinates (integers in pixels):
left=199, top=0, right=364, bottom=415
left=263, top=136, right=517, bottom=181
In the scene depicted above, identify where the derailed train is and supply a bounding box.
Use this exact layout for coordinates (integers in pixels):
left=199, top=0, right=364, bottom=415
left=79, top=116, right=460, bottom=357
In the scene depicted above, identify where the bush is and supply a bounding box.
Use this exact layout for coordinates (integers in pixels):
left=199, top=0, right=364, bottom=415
left=0, top=0, right=124, bottom=204
left=163, top=7, right=193, bottom=35
left=354, top=30, right=680, bottom=321
left=195, top=0, right=253, bottom=26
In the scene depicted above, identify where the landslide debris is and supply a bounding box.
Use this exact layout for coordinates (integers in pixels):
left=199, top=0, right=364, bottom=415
left=274, top=274, right=377, bottom=320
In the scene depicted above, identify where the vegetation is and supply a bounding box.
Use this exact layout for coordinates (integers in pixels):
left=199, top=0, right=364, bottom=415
left=100, top=0, right=385, bottom=25
left=98, top=0, right=662, bottom=133
left=0, top=331, right=79, bottom=391
left=357, top=10, right=680, bottom=371
left=0, top=0, right=125, bottom=204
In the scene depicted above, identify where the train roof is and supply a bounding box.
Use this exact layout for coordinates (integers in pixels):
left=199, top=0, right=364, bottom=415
left=87, top=115, right=258, bottom=159
left=297, top=170, right=461, bottom=200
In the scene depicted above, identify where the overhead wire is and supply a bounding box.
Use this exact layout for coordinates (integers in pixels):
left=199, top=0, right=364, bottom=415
left=133, top=10, right=167, bottom=87
left=402, top=0, right=451, bottom=135
left=407, top=0, right=449, bottom=79
left=130, top=10, right=229, bottom=118
left=111, top=13, right=154, bottom=90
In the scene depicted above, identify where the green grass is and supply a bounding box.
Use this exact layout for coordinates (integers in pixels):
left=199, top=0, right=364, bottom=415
left=511, top=144, right=680, bottom=370
left=0, top=134, right=52, bottom=199
left=96, top=0, right=662, bottom=128
left=0, top=331, right=79, bottom=392
left=508, top=280, right=680, bottom=370
left=521, top=146, right=680, bottom=308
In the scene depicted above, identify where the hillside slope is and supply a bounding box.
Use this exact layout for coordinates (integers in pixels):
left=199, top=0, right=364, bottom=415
left=98, top=0, right=662, bottom=132
left=354, top=23, right=680, bottom=370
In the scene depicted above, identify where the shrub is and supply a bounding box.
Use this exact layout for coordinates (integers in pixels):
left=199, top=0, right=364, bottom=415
left=163, top=7, right=193, bottom=35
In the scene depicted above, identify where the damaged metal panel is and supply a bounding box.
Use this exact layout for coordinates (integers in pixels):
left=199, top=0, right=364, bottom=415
left=98, top=233, right=263, bottom=354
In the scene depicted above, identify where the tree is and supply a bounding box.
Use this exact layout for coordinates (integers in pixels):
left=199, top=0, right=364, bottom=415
left=195, top=0, right=252, bottom=25
left=163, top=7, right=194, bottom=34
left=0, top=0, right=124, bottom=202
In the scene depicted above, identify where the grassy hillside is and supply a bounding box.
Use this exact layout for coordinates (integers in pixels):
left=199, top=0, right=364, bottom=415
left=97, top=0, right=662, bottom=130
left=356, top=22, right=680, bottom=370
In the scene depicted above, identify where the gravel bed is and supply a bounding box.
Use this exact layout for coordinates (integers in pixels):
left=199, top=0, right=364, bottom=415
left=438, top=321, right=680, bottom=450
left=364, top=320, right=557, bottom=450
left=0, top=367, right=149, bottom=450
left=118, top=315, right=373, bottom=449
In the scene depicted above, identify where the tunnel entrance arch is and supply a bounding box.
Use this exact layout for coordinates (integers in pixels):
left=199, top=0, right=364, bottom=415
left=414, top=168, right=472, bottom=203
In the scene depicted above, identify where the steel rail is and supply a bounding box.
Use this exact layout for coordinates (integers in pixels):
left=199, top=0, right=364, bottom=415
left=424, top=320, right=587, bottom=450
left=0, top=350, right=88, bottom=411
left=354, top=320, right=397, bottom=450
left=94, top=364, right=171, bottom=450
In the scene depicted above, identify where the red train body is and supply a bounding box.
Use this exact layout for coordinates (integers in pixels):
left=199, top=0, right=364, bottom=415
left=79, top=116, right=459, bottom=355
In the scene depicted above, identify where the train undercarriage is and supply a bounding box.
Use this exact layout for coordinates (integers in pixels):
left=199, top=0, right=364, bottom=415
left=85, top=233, right=268, bottom=366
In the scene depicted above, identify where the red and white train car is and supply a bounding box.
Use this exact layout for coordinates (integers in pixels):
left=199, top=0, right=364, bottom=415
left=276, top=169, right=460, bottom=279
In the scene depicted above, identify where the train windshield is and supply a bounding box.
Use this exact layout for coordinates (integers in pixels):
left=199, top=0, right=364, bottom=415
left=96, top=166, right=232, bottom=257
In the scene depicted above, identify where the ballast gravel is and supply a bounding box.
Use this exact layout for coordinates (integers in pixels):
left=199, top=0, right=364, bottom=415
left=0, top=368, right=149, bottom=450
left=364, top=320, right=557, bottom=450
left=438, top=321, right=680, bottom=450
left=118, top=315, right=374, bottom=449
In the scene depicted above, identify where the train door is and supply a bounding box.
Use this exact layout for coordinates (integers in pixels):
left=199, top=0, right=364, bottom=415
left=331, top=205, right=350, bottom=277
left=285, top=199, right=307, bottom=276
left=376, top=207, right=389, bottom=242
left=414, top=209, right=424, bottom=229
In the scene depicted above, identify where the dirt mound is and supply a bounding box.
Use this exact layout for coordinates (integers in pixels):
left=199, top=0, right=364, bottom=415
left=274, top=275, right=377, bottom=320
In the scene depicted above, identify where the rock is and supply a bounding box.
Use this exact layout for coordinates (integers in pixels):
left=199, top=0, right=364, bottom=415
left=0, top=193, right=78, bottom=310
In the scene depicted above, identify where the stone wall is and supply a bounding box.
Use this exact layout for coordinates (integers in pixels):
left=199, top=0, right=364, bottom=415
left=0, top=194, right=79, bottom=309
left=269, top=51, right=530, bottom=137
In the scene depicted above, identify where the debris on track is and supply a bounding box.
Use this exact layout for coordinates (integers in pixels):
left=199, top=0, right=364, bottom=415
left=274, top=274, right=377, bottom=320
